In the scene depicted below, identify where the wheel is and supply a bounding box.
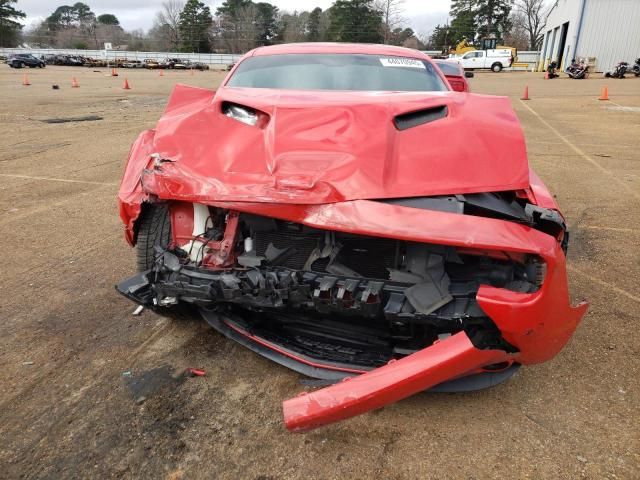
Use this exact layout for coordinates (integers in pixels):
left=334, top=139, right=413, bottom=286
left=135, top=203, right=195, bottom=320
left=136, top=203, right=172, bottom=271
left=39, top=63, right=45, bottom=68
left=491, top=63, right=503, bottom=72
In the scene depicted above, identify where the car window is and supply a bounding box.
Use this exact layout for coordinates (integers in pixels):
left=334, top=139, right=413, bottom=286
left=434, top=62, right=461, bottom=76
left=227, top=54, right=447, bottom=92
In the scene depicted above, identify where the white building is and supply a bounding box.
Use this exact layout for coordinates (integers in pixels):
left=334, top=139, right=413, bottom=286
left=539, top=0, right=640, bottom=72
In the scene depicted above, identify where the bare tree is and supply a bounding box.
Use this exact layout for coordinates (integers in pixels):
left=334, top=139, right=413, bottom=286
left=513, top=0, right=547, bottom=50
left=217, top=4, right=260, bottom=54
left=375, top=0, right=405, bottom=44
left=152, top=0, right=183, bottom=50
left=504, top=11, right=529, bottom=50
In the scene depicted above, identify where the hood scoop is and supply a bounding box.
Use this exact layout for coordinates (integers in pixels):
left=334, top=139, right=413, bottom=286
left=394, top=105, right=448, bottom=131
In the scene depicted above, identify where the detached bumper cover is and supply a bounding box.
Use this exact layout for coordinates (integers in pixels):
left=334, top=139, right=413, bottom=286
left=283, top=332, right=508, bottom=432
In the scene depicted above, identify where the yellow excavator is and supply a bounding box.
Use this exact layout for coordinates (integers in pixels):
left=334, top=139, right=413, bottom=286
left=450, top=38, right=518, bottom=62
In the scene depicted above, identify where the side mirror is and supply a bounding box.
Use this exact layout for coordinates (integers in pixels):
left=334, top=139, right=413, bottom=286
left=465, top=71, right=475, bottom=78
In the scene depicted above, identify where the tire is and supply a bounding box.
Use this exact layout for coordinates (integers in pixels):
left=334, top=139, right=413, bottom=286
left=20, top=62, right=25, bottom=68
left=135, top=203, right=172, bottom=271
left=491, top=63, right=503, bottom=72
left=135, top=203, right=195, bottom=321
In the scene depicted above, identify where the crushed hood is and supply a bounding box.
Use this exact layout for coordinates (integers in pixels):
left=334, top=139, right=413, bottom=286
left=139, top=84, right=530, bottom=204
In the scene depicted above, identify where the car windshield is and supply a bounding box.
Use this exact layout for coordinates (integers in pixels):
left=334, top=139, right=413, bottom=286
left=227, top=54, right=448, bottom=92
left=434, top=61, right=462, bottom=76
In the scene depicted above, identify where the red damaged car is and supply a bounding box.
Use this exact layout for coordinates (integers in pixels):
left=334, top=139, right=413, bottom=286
left=117, top=43, right=588, bottom=432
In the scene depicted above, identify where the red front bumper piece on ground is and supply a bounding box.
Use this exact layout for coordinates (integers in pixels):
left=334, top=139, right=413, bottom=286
left=283, top=332, right=509, bottom=432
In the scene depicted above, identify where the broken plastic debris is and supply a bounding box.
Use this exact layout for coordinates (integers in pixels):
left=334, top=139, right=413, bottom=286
left=22, top=361, right=34, bottom=366
left=132, top=305, right=144, bottom=316
left=185, top=368, right=206, bottom=377
left=122, top=370, right=133, bottom=377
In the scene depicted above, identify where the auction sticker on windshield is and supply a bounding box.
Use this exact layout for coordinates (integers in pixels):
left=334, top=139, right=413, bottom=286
left=379, top=57, right=426, bottom=69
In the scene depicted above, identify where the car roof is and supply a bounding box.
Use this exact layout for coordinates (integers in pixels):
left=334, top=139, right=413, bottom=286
left=249, top=42, right=430, bottom=60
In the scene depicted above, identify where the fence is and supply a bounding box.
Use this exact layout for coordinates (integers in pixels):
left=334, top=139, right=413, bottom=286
left=1, top=47, right=541, bottom=69
left=0, top=47, right=242, bottom=66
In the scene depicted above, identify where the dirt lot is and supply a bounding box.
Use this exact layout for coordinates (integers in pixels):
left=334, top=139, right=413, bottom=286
left=0, top=65, right=638, bottom=479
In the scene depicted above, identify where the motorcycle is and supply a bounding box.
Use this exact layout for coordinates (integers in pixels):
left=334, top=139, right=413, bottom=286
left=566, top=59, right=589, bottom=79
left=546, top=61, right=559, bottom=79
left=605, top=61, right=629, bottom=78
left=632, top=57, right=640, bottom=77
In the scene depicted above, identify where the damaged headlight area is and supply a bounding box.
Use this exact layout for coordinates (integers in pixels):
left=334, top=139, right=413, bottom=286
left=118, top=205, right=551, bottom=370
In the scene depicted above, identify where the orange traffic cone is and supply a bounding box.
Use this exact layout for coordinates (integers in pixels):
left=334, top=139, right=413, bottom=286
left=598, top=85, right=609, bottom=101
left=71, top=77, right=79, bottom=88
left=123, top=78, right=131, bottom=90
left=159, top=69, right=164, bottom=77
left=521, top=85, right=530, bottom=100
left=111, top=67, right=118, bottom=77
left=22, top=73, right=30, bottom=86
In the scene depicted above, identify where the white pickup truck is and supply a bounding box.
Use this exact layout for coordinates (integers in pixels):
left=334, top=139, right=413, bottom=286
left=455, top=49, right=513, bottom=72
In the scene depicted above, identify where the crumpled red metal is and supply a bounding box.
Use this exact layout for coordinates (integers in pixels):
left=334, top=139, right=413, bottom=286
left=118, top=81, right=530, bottom=242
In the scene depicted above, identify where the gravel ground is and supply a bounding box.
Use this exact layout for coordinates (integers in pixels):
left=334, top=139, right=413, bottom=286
left=0, top=65, right=638, bottom=479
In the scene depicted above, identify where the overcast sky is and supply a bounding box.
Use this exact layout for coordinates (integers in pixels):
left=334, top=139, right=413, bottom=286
left=18, top=0, right=451, bottom=36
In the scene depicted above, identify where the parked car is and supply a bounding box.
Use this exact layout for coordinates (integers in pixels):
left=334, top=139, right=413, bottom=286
left=117, top=43, right=587, bottom=432
left=122, top=60, right=144, bottom=68
left=85, top=57, right=107, bottom=68
left=454, top=48, right=513, bottom=72
left=41, top=54, right=58, bottom=65
left=143, top=59, right=161, bottom=69
left=165, top=58, right=188, bottom=69
left=187, top=60, right=210, bottom=70
left=433, top=59, right=472, bottom=92
left=8, top=54, right=45, bottom=68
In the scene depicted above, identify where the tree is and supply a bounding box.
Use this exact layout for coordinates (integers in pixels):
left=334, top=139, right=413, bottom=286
left=327, top=0, right=383, bottom=43
left=0, top=0, right=25, bottom=47
left=179, top=0, right=213, bottom=52
left=216, top=0, right=259, bottom=53
left=513, top=0, right=546, bottom=49
left=503, top=10, right=529, bottom=50
left=306, top=7, right=322, bottom=41
left=428, top=24, right=450, bottom=52
left=475, top=0, right=512, bottom=39
left=151, top=1, right=183, bottom=50
left=448, top=0, right=476, bottom=44
left=46, top=6, right=77, bottom=30
left=255, top=2, right=278, bottom=46
left=73, top=2, right=95, bottom=27
left=449, top=9, right=476, bottom=44
left=375, top=0, right=405, bottom=44
left=388, top=26, right=414, bottom=46
left=97, top=14, right=119, bottom=26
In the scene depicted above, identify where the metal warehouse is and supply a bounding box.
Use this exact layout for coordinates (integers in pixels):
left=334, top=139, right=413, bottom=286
left=540, top=0, right=640, bottom=72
